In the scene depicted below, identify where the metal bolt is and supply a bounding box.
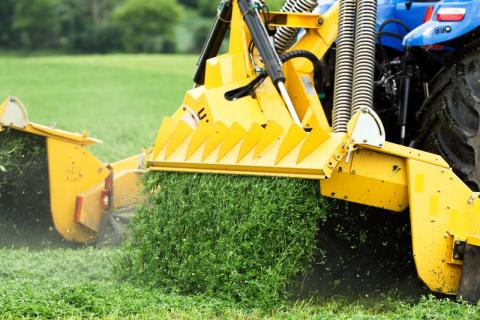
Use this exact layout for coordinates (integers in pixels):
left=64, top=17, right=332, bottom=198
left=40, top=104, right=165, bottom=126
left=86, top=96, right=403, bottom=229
left=317, top=18, right=324, bottom=25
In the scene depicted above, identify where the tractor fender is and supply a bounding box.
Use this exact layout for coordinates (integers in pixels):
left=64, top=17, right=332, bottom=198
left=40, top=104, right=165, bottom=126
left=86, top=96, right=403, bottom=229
left=403, top=0, right=480, bottom=48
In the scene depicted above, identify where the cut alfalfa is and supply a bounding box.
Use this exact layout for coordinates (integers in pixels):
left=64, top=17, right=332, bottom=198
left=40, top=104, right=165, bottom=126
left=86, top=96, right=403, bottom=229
left=116, top=172, right=328, bottom=307
left=117, top=172, right=427, bottom=308
left=0, top=129, right=57, bottom=247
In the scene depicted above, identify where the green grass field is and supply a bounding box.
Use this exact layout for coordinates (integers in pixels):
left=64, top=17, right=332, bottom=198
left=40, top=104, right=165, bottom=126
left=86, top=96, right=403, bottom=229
left=0, top=54, right=196, bottom=161
left=1, top=55, right=479, bottom=319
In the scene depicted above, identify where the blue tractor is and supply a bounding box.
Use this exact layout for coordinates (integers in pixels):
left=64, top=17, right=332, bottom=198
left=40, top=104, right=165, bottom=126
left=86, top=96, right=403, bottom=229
left=316, top=0, right=480, bottom=189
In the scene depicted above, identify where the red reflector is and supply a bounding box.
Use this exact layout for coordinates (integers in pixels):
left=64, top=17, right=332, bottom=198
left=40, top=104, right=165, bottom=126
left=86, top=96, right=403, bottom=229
left=75, top=196, right=84, bottom=223
left=100, top=190, right=111, bottom=210
left=436, top=8, right=466, bottom=21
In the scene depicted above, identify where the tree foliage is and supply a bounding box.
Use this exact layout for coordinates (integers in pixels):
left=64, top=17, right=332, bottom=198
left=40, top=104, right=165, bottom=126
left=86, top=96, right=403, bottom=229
left=13, top=0, right=60, bottom=50
left=0, top=0, right=292, bottom=53
left=0, top=0, right=183, bottom=53
left=113, top=0, right=181, bottom=53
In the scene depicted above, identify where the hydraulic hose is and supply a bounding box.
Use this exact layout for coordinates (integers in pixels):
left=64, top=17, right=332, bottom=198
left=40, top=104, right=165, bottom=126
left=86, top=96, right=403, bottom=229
left=332, top=0, right=356, bottom=133
left=225, top=50, right=324, bottom=101
left=238, top=0, right=301, bottom=126
left=351, top=0, right=378, bottom=115
left=238, top=0, right=285, bottom=85
left=274, top=0, right=318, bottom=53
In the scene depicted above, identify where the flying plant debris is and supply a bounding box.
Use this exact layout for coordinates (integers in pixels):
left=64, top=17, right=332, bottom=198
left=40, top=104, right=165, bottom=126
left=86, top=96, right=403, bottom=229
left=117, top=172, right=425, bottom=307
left=0, top=130, right=56, bottom=246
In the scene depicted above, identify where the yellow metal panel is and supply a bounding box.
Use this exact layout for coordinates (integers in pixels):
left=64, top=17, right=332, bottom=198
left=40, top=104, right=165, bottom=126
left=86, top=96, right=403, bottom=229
left=297, top=127, right=330, bottom=163
left=467, top=235, right=480, bottom=247
left=268, top=12, right=325, bottom=28
left=47, top=138, right=108, bottom=243
left=152, top=117, right=177, bottom=159
left=202, top=122, right=228, bottom=161
left=112, top=170, right=142, bottom=208
left=205, top=53, right=248, bottom=88
left=254, top=120, right=284, bottom=160
left=255, top=79, right=295, bottom=128
left=275, top=124, right=307, bottom=164
left=76, top=170, right=142, bottom=233
left=366, top=142, right=449, bottom=168
left=186, top=122, right=214, bottom=160
left=237, top=123, right=264, bottom=162
left=75, top=181, right=104, bottom=233
left=407, top=159, right=480, bottom=294
left=165, top=121, right=194, bottom=160
left=111, top=154, right=145, bottom=172
left=320, top=148, right=409, bottom=211
left=218, top=122, right=247, bottom=161
left=149, top=123, right=348, bottom=180
left=204, top=86, right=266, bottom=128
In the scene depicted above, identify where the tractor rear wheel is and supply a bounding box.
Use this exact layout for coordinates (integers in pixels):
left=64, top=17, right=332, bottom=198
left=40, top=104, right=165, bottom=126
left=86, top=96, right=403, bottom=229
left=416, top=45, right=480, bottom=190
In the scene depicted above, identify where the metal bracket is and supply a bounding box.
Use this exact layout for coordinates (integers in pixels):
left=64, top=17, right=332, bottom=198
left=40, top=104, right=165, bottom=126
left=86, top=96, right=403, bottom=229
left=348, top=107, right=386, bottom=148
left=0, top=96, right=29, bottom=129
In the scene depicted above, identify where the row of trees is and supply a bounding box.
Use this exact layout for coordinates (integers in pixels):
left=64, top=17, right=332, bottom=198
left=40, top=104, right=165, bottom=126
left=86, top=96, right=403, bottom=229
left=0, top=0, right=287, bottom=54
left=0, top=0, right=217, bottom=53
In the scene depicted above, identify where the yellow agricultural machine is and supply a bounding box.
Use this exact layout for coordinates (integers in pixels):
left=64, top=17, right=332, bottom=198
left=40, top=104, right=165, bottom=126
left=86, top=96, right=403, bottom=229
left=0, top=97, right=144, bottom=244
left=1, top=0, right=480, bottom=303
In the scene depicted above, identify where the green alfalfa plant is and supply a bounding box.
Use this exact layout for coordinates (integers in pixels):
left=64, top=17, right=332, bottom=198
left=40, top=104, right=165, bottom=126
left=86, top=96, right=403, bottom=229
left=116, top=172, right=330, bottom=307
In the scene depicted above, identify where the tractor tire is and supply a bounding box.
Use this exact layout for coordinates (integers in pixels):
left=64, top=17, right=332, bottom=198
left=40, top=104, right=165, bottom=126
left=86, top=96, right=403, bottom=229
left=416, top=45, right=480, bottom=190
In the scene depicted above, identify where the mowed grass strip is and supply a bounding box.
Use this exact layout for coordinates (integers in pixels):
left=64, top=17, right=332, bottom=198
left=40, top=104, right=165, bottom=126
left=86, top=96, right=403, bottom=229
left=1, top=248, right=479, bottom=319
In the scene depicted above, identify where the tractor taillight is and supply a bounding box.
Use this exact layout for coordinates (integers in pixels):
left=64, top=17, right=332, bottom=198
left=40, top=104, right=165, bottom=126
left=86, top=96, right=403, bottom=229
left=436, top=8, right=466, bottom=21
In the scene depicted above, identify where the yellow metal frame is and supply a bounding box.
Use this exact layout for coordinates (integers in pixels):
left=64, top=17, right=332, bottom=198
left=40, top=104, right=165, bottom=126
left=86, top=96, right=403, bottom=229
left=0, top=97, right=144, bottom=243
left=148, top=0, right=480, bottom=296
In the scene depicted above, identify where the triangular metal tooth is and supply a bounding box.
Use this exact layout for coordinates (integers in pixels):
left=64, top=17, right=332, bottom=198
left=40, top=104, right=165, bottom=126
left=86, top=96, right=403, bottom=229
left=237, top=123, right=264, bottom=163
left=297, top=127, right=330, bottom=164
left=275, top=124, right=307, bottom=165
left=185, top=122, right=214, bottom=160
left=165, top=120, right=194, bottom=160
left=217, top=123, right=247, bottom=162
left=152, top=117, right=177, bottom=159
left=202, top=122, right=228, bottom=161
left=253, top=120, right=284, bottom=160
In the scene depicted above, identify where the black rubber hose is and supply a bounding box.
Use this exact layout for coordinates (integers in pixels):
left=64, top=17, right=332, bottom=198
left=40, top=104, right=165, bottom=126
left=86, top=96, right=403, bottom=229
left=225, top=50, right=323, bottom=101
